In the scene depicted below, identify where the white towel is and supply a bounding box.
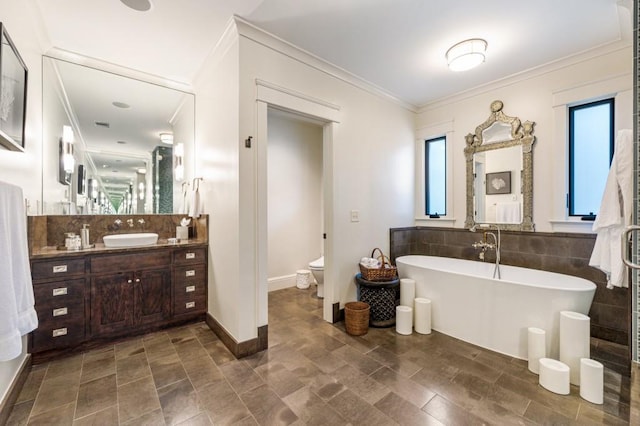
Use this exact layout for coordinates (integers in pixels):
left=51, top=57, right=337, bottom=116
left=188, top=179, right=203, bottom=219
left=0, top=181, right=38, bottom=361
left=496, top=202, right=521, bottom=224
left=589, top=129, right=633, bottom=289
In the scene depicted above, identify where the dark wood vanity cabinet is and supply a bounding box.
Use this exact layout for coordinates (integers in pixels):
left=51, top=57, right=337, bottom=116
left=90, top=251, right=171, bottom=337
left=29, top=244, right=207, bottom=356
left=30, top=257, right=87, bottom=352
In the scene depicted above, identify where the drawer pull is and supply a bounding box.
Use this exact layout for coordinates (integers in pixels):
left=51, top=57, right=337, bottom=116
left=52, top=307, right=68, bottom=317
left=52, top=328, right=68, bottom=337
left=53, top=265, right=68, bottom=273
left=186, top=252, right=196, bottom=259
left=185, top=270, right=196, bottom=277
left=52, top=287, right=68, bottom=296
left=185, top=302, right=195, bottom=309
left=185, top=285, right=196, bottom=293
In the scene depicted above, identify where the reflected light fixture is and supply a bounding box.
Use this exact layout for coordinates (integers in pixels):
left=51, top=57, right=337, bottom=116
left=160, top=133, right=173, bottom=145
left=174, top=143, right=184, bottom=182
left=446, top=38, right=487, bottom=72
left=59, top=125, right=75, bottom=185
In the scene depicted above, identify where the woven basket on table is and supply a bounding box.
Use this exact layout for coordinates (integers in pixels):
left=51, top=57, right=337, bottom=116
left=359, top=247, right=398, bottom=281
left=344, top=301, right=370, bottom=336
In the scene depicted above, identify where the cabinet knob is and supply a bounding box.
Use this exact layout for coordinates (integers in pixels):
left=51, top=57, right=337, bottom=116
left=52, top=328, right=68, bottom=337
left=127, top=279, right=133, bottom=284
left=53, top=307, right=68, bottom=317
left=52, top=287, right=68, bottom=296
left=135, top=278, right=141, bottom=283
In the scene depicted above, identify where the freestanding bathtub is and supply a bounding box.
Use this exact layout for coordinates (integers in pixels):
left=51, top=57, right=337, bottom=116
left=396, top=255, right=596, bottom=360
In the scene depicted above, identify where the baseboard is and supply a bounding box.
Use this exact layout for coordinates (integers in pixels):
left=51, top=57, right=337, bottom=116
left=0, top=354, right=31, bottom=425
left=205, top=313, right=268, bottom=358
left=268, top=274, right=297, bottom=292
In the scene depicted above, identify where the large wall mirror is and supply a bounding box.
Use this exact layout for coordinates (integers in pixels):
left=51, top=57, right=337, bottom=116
left=464, top=100, right=535, bottom=231
left=42, top=56, right=195, bottom=215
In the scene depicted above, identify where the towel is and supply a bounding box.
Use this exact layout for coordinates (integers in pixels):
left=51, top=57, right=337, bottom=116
left=0, top=181, right=38, bottom=361
left=496, top=202, right=521, bottom=224
left=589, top=129, right=633, bottom=289
left=179, top=183, right=190, bottom=215
left=188, top=179, right=203, bottom=219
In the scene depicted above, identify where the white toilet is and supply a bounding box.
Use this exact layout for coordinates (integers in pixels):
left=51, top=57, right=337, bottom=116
left=308, top=256, right=324, bottom=298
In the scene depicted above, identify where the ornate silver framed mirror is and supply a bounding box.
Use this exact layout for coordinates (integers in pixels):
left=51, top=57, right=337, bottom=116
left=464, top=100, right=535, bottom=231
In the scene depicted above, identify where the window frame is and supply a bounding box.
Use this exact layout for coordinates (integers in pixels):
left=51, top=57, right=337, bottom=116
left=567, top=97, right=614, bottom=217
left=424, top=136, right=447, bottom=216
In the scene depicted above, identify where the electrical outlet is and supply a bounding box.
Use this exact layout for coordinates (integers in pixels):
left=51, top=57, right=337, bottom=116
left=350, top=210, right=360, bottom=222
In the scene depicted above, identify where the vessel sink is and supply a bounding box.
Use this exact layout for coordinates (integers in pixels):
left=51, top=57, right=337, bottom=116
left=103, top=233, right=159, bottom=248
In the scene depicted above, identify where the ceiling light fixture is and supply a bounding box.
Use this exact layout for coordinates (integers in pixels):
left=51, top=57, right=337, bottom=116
left=120, top=0, right=152, bottom=12
left=446, top=38, right=487, bottom=72
left=160, top=133, right=173, bottom=145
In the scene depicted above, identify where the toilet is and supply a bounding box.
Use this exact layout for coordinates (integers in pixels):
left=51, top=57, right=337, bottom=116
left=308, top=256, right=324, bottom=298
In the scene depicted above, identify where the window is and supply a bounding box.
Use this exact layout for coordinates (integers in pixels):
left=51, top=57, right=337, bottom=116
left=568, top=98, right=614, bottom=217
left=425, top=136, right=446, bottom=216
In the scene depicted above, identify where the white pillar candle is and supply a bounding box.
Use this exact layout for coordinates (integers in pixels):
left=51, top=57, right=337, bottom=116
left=395, top=306, right=413, bottom=335
left=559, top=311, right=590, bottom=386
left=400, top=278, right=416, bottom=308
left=414, top=298, right=432, bottom=334
left=580, top=358, right=604, bottom=404
left=527, top=327, right=546, bottom=374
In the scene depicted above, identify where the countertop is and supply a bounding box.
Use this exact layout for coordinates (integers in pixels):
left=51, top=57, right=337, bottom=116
left=30, top=238, right=208, bottom=260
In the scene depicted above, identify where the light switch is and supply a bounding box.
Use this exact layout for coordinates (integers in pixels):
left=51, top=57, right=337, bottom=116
left=350, top=210, right=360, bottom=222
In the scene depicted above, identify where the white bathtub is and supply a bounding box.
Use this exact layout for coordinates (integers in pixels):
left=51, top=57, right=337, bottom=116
left=396, top=255, right=596, bottom=360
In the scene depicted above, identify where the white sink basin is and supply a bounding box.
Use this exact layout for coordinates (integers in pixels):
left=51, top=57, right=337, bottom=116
left=103, top=233, right=159, bottom=248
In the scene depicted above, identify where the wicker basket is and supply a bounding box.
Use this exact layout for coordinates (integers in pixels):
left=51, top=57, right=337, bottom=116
left=344, top=301, right=370, bottom=336
left=359, top=248, right=398, bottom=281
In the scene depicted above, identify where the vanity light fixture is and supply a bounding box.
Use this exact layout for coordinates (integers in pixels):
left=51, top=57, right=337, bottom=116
left=174, top=142, right=184, bottom=182
left=160, top=132, right=173, bottom=145
left=446, top=38, right=487, bottom=72
left=59, top=125, right=75, bottom=184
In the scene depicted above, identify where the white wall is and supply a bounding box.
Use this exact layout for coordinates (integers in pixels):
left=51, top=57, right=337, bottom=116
left=267, top=109, right=323, bottom=290
left=416, top=44, right=632, bottom=233
left=0, top=0, right=48, bottom=408
left=193, top=23, right=243, bottom=341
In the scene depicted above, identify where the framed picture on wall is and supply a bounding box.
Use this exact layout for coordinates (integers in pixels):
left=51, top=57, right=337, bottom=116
left=0, top=22, right=28, bottom=152
left=486, top=171, right=511, bottom=195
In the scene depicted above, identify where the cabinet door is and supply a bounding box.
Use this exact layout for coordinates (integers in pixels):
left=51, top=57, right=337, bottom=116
left=134, top=268, right=171, bottom=326
left=90, top=273, right=134, bottom=336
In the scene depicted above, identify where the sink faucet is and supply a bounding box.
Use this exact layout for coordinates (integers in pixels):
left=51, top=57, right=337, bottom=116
left=126, top=218, right=134, bottom=228
left=470, top=223, right=501, bottom=279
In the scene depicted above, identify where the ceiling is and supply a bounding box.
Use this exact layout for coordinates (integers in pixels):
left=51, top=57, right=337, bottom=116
left=33, top=0, right=632, bottom=108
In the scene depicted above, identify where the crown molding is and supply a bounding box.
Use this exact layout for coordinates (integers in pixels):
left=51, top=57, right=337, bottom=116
left=233, top=16, right=418, bottom=113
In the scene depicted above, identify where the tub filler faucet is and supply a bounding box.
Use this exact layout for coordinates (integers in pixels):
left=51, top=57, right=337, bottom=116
left=470, top=223, right=501, bottom=279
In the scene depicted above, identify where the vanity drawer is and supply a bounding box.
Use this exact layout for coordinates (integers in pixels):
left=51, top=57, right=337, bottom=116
left=91, top=251, right=171, bottom=274
left=174, top=292, right=207, bottom=316
left=172, top=247, right=206, bottom=265
left=33, top=278, right=85, bottom=307
left=31, top=319, right=85, bottom=352
left=31, top=258, right=85, bottom=281
left=173, top=264, right=206, bottom=283
left=35, top=299, right=85, bottom=326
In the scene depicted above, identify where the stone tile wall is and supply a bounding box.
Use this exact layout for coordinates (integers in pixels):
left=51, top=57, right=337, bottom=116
left=389, top=227, right=630, bottom=348
left=27, top=214, right=208, bottom=253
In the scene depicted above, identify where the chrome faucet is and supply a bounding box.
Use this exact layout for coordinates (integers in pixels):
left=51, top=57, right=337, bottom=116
left=470, top=223, right=501, bottom=279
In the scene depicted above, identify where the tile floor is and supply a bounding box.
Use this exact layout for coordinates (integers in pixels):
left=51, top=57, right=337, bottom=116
left=6, top=286, right=640, bottom=425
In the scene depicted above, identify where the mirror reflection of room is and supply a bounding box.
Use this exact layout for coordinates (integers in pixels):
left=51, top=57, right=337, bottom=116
left=42, top=56, right=195, bottom=215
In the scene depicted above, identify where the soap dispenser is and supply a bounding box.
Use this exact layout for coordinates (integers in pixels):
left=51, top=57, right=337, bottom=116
left=81, top=224, right=93, bottom=249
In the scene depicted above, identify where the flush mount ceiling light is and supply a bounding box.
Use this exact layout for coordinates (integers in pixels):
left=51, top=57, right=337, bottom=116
left=446, top=38, right=487, bottom=72
left=160, top=132, right=173, bottom=145
left=120, top=0, right=152, bottom=12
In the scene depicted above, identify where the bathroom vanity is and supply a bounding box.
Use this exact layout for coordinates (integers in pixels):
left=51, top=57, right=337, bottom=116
left=29, top=242, right=207, bottom=361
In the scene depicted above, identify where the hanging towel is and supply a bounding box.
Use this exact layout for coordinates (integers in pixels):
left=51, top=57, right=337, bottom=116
left=589, top=129, right=633, bottom=289
left=188, top=178, right=202, bottom=219
left=0, top=181, right=38, bottom=361
left=179, top=182, right=190, bottom=215
left=496, top=202, right=521, bottom=224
